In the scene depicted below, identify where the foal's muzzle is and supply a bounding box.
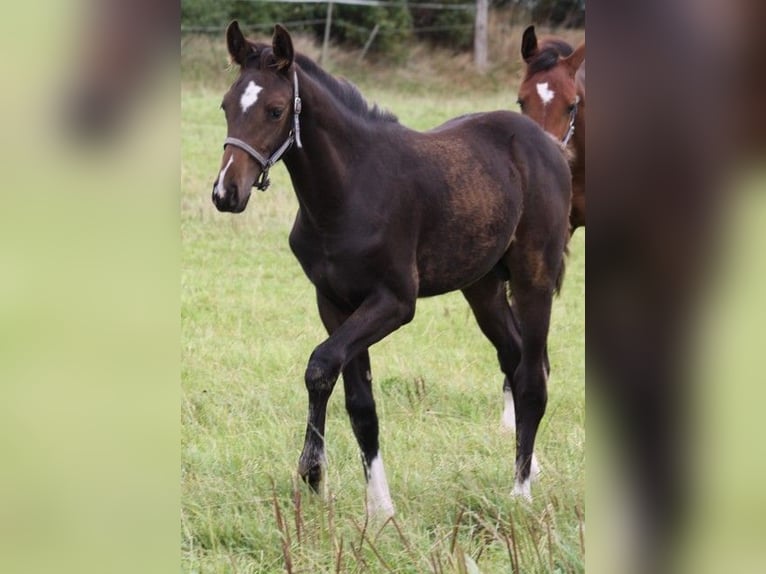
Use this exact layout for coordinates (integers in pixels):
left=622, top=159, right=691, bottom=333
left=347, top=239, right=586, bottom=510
left=211, top=181, right=250, bottom=213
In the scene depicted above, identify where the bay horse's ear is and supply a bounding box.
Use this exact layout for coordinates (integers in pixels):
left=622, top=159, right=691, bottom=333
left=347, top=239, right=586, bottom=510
left=563, top=42, right=585, bottom=77
left=521, top=25, right=538, bottom=62
left=226, top=20, right=251, bottom=67
left=272, top=25, right=294, bottom=72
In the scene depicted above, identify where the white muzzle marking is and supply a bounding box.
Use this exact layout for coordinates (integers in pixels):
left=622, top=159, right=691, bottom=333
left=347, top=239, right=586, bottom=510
left=214, top=155, right=234, bottom=199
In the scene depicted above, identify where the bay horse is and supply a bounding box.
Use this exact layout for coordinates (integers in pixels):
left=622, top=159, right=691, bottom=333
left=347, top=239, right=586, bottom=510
left=517, top=26, right=585, bottom=230
left=211, top=22, right=572, bottom=516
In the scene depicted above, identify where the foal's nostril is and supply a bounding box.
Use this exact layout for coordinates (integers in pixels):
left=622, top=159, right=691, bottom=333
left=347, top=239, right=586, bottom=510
left=227, top=183, right=239, bottom=207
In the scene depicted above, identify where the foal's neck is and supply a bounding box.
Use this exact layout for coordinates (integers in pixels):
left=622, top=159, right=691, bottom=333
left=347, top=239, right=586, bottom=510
left=283, top=68, right=373, bottom=227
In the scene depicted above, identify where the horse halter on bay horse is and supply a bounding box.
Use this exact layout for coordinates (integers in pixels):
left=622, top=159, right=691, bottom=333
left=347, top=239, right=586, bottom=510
left=223, top=70, right=303, bottom=191
left=561, top=94, right=580, bottom=147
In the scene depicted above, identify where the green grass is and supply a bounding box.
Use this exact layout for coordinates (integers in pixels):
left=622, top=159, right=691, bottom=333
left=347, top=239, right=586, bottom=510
left=182, top=60, right=585, bottom=573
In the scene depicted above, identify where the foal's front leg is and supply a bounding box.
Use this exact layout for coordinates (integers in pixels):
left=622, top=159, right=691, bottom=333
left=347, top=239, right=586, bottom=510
left=297, top=287, right=415, bottom=514
left=343, top=350, right=394, bottom=517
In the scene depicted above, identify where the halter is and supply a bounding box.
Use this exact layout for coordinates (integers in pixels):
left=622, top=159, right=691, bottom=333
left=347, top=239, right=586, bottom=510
left=223, top=70, right=303, bottom=191
left=561, top=95, right=580, bottom=147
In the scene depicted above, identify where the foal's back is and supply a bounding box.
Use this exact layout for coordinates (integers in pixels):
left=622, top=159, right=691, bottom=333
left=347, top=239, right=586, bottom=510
left=384, top=110, right=572, bottom=296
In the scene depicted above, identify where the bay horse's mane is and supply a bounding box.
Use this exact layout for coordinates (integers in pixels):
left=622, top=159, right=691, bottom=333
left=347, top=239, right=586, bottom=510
left=525, top=39, right=574, bottom=76
left=240, top=41, right=398, bottom=124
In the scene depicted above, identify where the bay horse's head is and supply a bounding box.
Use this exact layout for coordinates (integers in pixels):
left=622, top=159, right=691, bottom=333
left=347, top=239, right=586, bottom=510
left=517, top=26, right=585, bottom=146
left=212, top=22, right=300, bottom=213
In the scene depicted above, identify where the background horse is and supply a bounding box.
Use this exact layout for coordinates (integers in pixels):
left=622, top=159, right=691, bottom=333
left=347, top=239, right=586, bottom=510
left=211, top=22, right=571, bottom=516
left=517, top=25, right=585, bottom=230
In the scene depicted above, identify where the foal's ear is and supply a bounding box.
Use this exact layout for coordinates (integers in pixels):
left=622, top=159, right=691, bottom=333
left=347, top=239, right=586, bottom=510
left=226, top=21, right=252, bottom=67
left=563, top=42, right=585, bottom=76
left=272, top=24, right=295, bottom=72
left=521, top=25, right=538, bottom=62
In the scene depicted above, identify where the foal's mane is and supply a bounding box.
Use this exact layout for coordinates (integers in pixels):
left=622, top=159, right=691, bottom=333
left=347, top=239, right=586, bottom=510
left=525, top=39, right=574, bottom=76
left=243, top=43, right=397, bottom=124
left=294, top=53, right=398, bottom=124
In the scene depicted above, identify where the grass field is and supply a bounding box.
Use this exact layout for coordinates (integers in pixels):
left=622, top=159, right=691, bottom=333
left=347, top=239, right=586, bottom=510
left=181, top=36, right=585, bottom=573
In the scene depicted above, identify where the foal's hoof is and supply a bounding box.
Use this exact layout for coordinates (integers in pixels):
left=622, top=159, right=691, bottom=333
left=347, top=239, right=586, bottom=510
left=366, top=497, right=395, bottom=520
left=298, top=463, right=323, bottom=493
left=511, top=454, right=541, bottom=502
left=511, top=479, right=533, bottom=501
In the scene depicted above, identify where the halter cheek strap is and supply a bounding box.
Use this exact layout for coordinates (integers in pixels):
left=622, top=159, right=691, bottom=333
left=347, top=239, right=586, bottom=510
left=223, top=70, right=303, bottom=192
left=561, top=95, right=580, bottom=147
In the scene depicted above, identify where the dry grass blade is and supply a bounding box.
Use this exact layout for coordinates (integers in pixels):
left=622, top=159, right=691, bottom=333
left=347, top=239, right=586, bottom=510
left=292, top=478, right=303, bottom=546
left=546, top=514, right=554, bottom=573
left=356, top=508, right=369, bottom=554
left=575, top=504, right=585, bottom=558
left=352, top=516, right=394, bottom=573
left=453, top=543, right=467, bottom=574
left=428, top=551, right=439, bottom=574
left=348, top=524, right=369, bottom=572
left=391, top=516, right=420, bottom=566
left=373, top=515, right=394, bottom=544
left=271, top=485, right=294, bottom=574
left=450, top=507, right=466, bottom=555
left=327, top=487, right=338, bottom=553
left=524, top=513, right=545, bottom=572
left=504, top=531, right=518, bottom=574
left=335, top=535, right=345, bottom=574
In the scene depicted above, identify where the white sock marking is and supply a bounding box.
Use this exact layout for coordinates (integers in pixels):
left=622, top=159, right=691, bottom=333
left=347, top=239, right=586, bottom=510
left=536, top=82, right=555, bottom=106
left=511, top=454, right=540, bottom=501
left=214, top=155, right=234, bottom=198
left=501, top=389, right=516, bottom=431
left=531, top=453, right=541, bottom=479
left=512, top=476, right=532, bottom=500
left=240, top=80, right=263, bottom=114
left=366, top=455, right=394, bottom=518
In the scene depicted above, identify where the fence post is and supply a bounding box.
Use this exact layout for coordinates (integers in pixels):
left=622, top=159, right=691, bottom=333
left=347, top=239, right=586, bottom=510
left=321, top=2, right=334, bottom=65
left=474, top=0, right=488, bottom=73
left=358, top=24, right=380, bottom=62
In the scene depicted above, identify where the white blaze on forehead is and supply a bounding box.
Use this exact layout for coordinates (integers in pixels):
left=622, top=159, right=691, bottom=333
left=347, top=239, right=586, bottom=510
left=240, top=80, right=263, bottom=114
left=214, top=155, right=234, bottom=198
left=365, top=455, right=394, bottom=518
left=536, top=82, right=555, bottom=106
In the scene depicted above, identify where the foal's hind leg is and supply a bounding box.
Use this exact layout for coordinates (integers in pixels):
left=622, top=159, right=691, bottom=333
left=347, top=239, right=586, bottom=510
left=462, top=275, right=540, bottom=480
left=462, top=274, right=522, bottom=431
left=505, top=249, right=560, bottom=500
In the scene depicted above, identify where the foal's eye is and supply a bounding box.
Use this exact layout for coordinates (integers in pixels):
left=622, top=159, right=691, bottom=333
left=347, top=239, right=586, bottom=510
left=517, top=99, right=525, bottom=110
left=567, top=102, right=576, bottom=113
left=268, top=108, right=284, bottom=120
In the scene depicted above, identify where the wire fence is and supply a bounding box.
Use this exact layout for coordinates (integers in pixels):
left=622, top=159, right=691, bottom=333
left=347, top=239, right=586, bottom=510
left=181, top=0, right=477, bottom=37
left=238, top=0, right=475, bottom=10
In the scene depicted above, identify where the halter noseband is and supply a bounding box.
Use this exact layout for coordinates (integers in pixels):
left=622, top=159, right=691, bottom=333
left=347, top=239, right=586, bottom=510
left=223, top=70, right=303, bottom=192
left=561, top=95, right=580, bottom=147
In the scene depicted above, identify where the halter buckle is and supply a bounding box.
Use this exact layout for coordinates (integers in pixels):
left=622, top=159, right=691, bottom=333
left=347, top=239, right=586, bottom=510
left=255, top=168, right=271, bottom=192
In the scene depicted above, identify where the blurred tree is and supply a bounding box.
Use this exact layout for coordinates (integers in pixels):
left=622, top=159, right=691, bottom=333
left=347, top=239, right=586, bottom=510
left=180, top=1, right=584, bottom=54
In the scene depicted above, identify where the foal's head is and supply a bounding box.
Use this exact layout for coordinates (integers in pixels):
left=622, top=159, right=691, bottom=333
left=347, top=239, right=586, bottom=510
left=517, top=26, right=585, bottom=145
left=212, top=22, right=297, bottom=213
